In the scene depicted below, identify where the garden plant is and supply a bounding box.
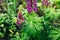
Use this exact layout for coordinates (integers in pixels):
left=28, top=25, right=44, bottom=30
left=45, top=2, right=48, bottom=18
left=0, top=0, right=60, bottom=40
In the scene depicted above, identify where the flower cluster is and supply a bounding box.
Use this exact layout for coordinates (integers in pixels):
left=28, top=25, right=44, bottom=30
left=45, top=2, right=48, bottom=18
left=26, top=0, right=37, bottom=13
left=16, top=5, right=24, bottom=28
left=42, top=0, right=50, bottom=6
left=17, top=12, right=24, bottom=27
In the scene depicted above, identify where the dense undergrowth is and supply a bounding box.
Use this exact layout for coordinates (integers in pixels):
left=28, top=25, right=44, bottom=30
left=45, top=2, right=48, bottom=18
left=0, top=0, right=60, bottom=40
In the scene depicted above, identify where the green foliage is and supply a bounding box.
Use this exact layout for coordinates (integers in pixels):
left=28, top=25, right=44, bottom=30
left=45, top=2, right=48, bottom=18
left=0, top=13, right=17, bottom=38
left=22, top=12, right=44, bottom=40
left=0, top=0, right=60, bottom=40
left=0, top=0, right=17, bottom=38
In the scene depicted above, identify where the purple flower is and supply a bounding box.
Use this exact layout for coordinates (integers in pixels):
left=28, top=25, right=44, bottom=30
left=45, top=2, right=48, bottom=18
left=17, top=12, right=24, bottom=27
left=17, top=18, right=21, bottom=26
left=33, top=7, right=37, bottom=12
left=26, top=0, right=37, bottom=13
left=27, top=7, right=32, bottom=13
left=42, top=0, right=50, bottom=6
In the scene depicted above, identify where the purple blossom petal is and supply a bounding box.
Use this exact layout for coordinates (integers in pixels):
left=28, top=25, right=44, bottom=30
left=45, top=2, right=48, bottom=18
left=17, top=18, right=21, bottom=25
left=33, top=7, right=37, bottom=12
left=27, top=7, right=32, bottom=13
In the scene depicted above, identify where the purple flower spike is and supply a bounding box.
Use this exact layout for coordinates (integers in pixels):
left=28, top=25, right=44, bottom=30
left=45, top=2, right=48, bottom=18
left=26, top=0, right=37, bottom=13
left=42, top=0, right=50, bottom=6
left=17, top=12, right=24, bottom=27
